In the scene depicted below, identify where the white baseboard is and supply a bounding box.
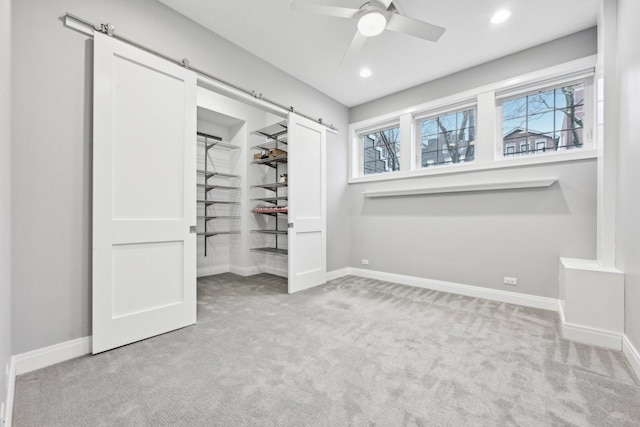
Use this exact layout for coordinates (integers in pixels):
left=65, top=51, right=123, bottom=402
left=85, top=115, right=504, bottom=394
left=230, top=265, right=262, bottom=277
left=623, top=335, right=640, bottom=379
left=13, top=336, right=92, bottom=376
left=558, top=302, right=622, bottom=350
left=264, top=264, right=288, bottom=278
left=326, top=267, right=352, bottom=281
left=4, top=356, right=15, bottom=427
left=197, top=264, right=230, bottom=278
left=349, top=267, right=559, bottom=311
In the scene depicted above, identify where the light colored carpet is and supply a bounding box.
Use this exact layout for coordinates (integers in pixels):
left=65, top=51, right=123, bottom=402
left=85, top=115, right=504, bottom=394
left=13, top=274, right=640, bottom=426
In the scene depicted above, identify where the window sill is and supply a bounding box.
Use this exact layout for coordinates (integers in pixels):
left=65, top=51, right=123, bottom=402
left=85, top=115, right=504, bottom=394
left=363, top=177, right=557, bottom=198
left=349, top=149, right=597, bottom=185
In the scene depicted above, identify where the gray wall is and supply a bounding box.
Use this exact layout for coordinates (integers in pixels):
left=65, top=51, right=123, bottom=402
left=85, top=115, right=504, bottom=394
left=0, top=0, right=11, bottom=415
left=349, top=161, right=596, bottom=299
left=350, top=28, right=597, bottom=123
left=616, top=0, right=640, bottom=351
left=11, top=0, right=349, bottom=354
left=347, top=28, right=598, bottom=299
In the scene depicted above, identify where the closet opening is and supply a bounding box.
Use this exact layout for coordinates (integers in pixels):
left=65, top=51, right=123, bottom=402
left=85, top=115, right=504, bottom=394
left=195, top=87, right=291, bottom=286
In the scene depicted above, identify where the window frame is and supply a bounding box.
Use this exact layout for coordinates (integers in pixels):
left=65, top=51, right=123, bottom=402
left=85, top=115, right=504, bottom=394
left=347, top=55, right=598, bottom=184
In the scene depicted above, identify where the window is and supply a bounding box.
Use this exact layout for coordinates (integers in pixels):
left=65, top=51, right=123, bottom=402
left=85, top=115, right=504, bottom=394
left=419, top=107, right=476, bottom=168
left=362, top=126, right=400, bottom=175
left=501, top=81, right=585, bottom=158
left=348, top=58, right=596, bottom=183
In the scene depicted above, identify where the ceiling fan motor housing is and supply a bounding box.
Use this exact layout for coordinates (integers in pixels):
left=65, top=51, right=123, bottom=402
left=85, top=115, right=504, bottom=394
left=357, top=1, right=389, bottom=37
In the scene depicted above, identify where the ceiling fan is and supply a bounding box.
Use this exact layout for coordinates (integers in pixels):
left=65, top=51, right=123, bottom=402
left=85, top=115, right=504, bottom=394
left=289, top=0, right=446, bottom=65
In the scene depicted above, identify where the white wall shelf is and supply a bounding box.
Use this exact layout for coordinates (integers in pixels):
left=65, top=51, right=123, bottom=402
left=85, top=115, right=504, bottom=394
left=362, top=177, right=557, bottom=198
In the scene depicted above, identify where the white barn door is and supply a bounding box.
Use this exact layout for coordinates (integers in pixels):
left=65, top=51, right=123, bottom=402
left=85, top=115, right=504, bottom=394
left=287, top=113, right=327, bottom=293
left=92, top=33, right=197, bottom=353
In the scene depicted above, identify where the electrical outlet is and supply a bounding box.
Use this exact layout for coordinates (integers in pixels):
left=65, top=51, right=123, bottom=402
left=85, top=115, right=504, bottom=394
left=504, top=276, right=517, bottom=285
left=361, top=259, right=369, bottom=265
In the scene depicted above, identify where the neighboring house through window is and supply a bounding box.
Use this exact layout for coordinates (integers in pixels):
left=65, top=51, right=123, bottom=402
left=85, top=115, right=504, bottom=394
left=362, top=126, right=400, bottom=175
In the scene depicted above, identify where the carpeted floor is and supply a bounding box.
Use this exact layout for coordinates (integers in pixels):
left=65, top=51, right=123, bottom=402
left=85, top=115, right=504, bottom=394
left=12, top=274, right=640, bottom=426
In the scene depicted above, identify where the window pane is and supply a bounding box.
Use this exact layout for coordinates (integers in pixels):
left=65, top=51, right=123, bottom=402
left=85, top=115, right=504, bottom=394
left=556, top=106, right=584, bottom=131
left=502, top=80, right=586, bottom=157
left=558, top=129, right=583, bottom=149
left=503, top=97, right=527, bottom=120
left=528, top=89, right=555, bottom=114
left=528, top=134, right=556, bottom=151
left=421, top=136, right=438, bottom=151
left=421, top=118, right=438, bottom=138
left=527, top=111, right=555, bottom=135
left=555, top=83, right=584, bottom=109
left=420, top=107, right=476, bottom=168
left=437, top=112, right=457, bottom=132
left=362, top=126, right=400, bottom=175
left=503, top=116, right=527, bottom=137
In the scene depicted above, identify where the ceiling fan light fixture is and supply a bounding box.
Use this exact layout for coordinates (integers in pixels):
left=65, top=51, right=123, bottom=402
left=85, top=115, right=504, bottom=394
left=357, top=10, right=387, bottom=37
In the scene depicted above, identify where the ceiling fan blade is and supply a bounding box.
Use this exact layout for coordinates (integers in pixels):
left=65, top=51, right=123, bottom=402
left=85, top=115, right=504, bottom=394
left=340, top=30, right=367, bottom=65
left=385, top=13, right=446, bottom=42
left=289, top=1, right=360, bottom=19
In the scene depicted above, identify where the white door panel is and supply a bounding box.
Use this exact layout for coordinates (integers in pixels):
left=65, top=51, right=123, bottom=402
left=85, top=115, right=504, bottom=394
left=93, top=33, right=197, bottom=353
left=287, top=113, right=327, bottom=293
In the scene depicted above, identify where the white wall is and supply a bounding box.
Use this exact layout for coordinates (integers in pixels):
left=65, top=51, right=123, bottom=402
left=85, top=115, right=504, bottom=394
left=616, top=0, right=640, bottom=351
left=11, top=0, right=349, bottom=354
left=347, top=29, right=598, bottom=299
left=0, top=0, right=11, bottom=417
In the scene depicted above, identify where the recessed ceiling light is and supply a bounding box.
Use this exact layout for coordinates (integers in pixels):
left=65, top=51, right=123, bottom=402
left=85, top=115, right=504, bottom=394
left=357, top=10, right=387, bottom=37
left=360, top=68, right=372, bottom=78
left=491, top=10, right=511, bottom=24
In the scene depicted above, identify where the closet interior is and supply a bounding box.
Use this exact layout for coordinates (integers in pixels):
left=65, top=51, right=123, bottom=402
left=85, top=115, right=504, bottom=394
left=196, top=90, right=290, bottom=279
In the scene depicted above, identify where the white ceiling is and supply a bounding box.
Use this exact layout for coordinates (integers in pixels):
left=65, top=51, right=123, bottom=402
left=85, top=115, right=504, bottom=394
left=158, top=0, right=601, bottom=107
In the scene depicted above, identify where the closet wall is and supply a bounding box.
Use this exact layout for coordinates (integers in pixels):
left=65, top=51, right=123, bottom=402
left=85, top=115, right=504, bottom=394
left=11, top=0, right=349, bottom=355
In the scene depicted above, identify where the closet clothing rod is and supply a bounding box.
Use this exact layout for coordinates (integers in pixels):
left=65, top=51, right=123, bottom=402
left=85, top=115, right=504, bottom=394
left=63, top=12, right=339, bottom=133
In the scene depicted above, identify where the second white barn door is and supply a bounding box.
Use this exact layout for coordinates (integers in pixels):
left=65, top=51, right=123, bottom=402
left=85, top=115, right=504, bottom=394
left=287, top=113, right=327, bottom=293
left=92, top=32, right=197, bottom=354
